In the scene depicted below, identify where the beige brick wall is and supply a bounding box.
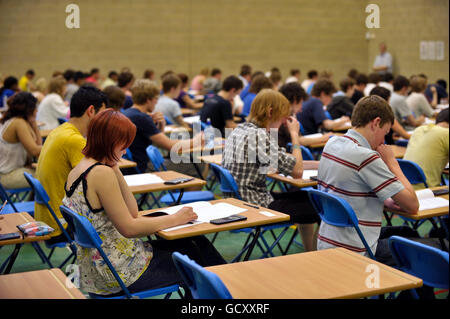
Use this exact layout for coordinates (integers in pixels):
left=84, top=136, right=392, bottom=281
left=367, top=0, right=449, bottom=86
left=0, top=0, right=448, bottom=88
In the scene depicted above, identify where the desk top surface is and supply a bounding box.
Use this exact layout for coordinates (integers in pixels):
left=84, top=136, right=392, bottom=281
left=0, top=212, right=51, bottom=246
left=0, top=268, right=86, bottom=299
left=386, top=186, right=449, bottom=220
left=206, top=247, right=422, bottom=299
left=139, top=198, right=290, bottom=240
left=127, top=171, right=206, bottom=194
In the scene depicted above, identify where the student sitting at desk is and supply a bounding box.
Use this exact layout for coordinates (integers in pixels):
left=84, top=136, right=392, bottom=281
left=404, top=108, right=449, bottom=187
left=36, top=75, right=69, bottom=130
left=369, top=86, right=411, bottom=144
left=35, top=86, right=108, bottom=245
left=241, top=74, right=273, bottom=116
left=223, top=89, right=321, bottom=252
left=406, top=75, right=435, bottom=119
left=316, top=96, right=445, bottom=265
left=200, top=75, right=243, bottom=137
left=297, top=79, right=350, bottom=135
left=155, top=74, right=190, bottom=130
left=278, top=82, right=332, bottom=148
left=0, top=92, right=42, bottom=189
left=63, top=109, right=225, bottom=297
left=123, top=79, right=204, bottom=175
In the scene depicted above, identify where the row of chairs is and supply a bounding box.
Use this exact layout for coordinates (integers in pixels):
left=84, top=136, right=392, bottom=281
left=56, top=187, right=449, bottom=299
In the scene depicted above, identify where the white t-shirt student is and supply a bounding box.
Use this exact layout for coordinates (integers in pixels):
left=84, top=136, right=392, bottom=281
left=406, top=92, right=434, bottom=118
left=36, top=93, right=69, bottom=130
left=154, top=95, right=182, bottom=125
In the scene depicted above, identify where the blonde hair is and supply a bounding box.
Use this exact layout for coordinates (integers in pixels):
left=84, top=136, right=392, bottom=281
left=48, top=75, right=66, bottom=97
left=248, top=89, right=291, bottom=128
left=130, top=79, right=160, bottom=105
left=35, top=77, right=48, bottom=93
left=410, top=75, right=427, bottom=93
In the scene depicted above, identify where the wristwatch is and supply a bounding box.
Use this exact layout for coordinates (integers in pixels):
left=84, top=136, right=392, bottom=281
left=291, top=144, right=301, bottom=150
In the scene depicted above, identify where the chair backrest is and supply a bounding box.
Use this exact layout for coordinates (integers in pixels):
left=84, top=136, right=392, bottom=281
left=307, top=188, right=375, bottom=259
left=57, top=117, right=68, bottom=125
left=397, top=159, right=428, bottom=188
left=59, top=205, right=133, bottom=298
left=209, top=164, right=241, bottom=199
left=146, top=145, right=167, bottom=172
left=123, top=148, right=141, bottom=174
left=172, top=252, right=232, bottom=299
left=389, top=236, right=449, bottom=289
left=164, top=115, right=173, bottom=125
left=0, top=182, right=19, bottom=213
left=23, top=172, right=72, bottom=242
left=301, top=146, right=314, bottom=161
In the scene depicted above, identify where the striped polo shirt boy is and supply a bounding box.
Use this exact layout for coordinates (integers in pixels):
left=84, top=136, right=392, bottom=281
left=317, top=129, right=404, bottom=256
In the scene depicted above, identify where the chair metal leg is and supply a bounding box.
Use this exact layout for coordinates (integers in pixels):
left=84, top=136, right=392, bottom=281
left=429, top=218, right=448, bottom=251
left=210, top=232, right=219, bottom=244
left=31, top=242, right=54, bottom=269
left=47, top=247, right=56, bottom=261
left=282, top=227, right=298, bottom=255
left=383, top=210, right=393, bottom=226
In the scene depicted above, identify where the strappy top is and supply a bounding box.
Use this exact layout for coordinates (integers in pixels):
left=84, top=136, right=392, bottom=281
left=0, top=119, right=28, bottom=174
left=62, top=162, right=153, bottom=295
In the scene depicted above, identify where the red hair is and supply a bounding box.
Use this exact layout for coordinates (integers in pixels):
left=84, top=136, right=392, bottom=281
left=83, top=109, right=136, bottom=162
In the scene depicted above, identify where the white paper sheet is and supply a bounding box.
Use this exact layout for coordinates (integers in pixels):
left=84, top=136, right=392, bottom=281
left=159, top=201, right=247, bottom=223
left=183, top=115, right=201, bottom=124
left=124, top=173, right=165, bottom=186
left=416, top=189, right=449, bottom=211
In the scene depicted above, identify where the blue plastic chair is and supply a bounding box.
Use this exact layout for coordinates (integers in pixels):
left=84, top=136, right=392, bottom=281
left=209, top=163, right=295, bottom=261
left=389, top=236, right=449, bottom=299
left=397, top=159, right=428, bottom=188
left=285, top=144, right=314, bottom=161
left=23, top=172, right=77, bottom=269
left=59, top=205, right=181, bottom=299
left=146, top=145, right=215, bottom=205
left=172, top=252, right=232, bottom=299
left=57, top=117, right=68, bottom=125
left=0, top=182, right=35, bottom=216
left=123, top=148, right=163, bottom=209
left=307, top=188, right=375, bottom=259
left=394, top=139, right=409, bottom=147
left=390, top=159, right=430, bottom=228
left=164, top=115, right=173, bottom=125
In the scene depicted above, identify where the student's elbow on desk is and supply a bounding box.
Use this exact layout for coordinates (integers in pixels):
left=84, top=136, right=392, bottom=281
left=392, top=190, right=419, bottom=215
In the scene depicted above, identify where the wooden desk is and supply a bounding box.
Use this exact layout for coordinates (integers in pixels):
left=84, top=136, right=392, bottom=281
left=39, top=129, right=52, bottom=138
left=308, top=133, right=344, bottom=149
left=117, top=158, right=137, bottom=169
left=0, top=268, right=86, bottom=299
left=267, top=173, right=318, bottom=189
left=32, top=158, right=137, bottom=170
left=127, top=171, right=206, bottom=196
left=181, top=108, right=197, bottom=116
left=198, top=154, right=223, bottom=166
left=206, top=247, right=423, bottom=299
left=199, top=154, right=318, bottom=189
left=164, top=125, right=192, bottom=135
left=386, top=186, right=449, bottom=221
left=391, top=145, right=406, bottom=159
left=332, top=121, right=352, bottom=132
left=0, top=212, right=51, bottom=274
left=140, top=198, right=289, bottom=240
left=140, top=198, right=289, bottom=261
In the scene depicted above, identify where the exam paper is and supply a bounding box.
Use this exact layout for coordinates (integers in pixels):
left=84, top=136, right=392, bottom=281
left=415, top=189, right=449, bottom=211
left=124, top=173, right=165, bottom=186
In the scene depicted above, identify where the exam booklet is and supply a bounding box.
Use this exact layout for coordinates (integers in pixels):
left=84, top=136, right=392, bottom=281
left=145, top=201, right=247, bottom=231
left=124, top=173, right=165, bottom=186
left=415, top=189, right=449, bottom=211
